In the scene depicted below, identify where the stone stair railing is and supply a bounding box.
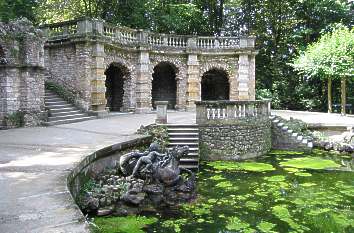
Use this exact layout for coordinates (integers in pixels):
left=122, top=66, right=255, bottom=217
left=270, top=115, right=313, bottom=151
left=40, top=18, right=255, bottom=50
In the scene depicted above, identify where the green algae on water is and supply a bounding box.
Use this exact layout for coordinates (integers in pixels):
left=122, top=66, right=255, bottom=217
left=294, top=172, right=312, bottom=177
left=92, top=216, right=157, bottom=233
left=268, top=150, right=305, bottom=156
left=208, top=161, right=275, bottom=172
left=161, top=218, right=187, bottom=233
left=264, top=175, right=286, bottom=182
left=209, top=174, right=226, bottom=181
left=225, top=216, right=254, bottom=232
left=279, top=157, right=341, bottom=170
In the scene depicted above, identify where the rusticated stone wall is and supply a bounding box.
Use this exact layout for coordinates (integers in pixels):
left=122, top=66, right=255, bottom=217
left=44, top=42, right=92, bottom=111
left=42, top=19, right=257, bottom=115
left=0, top=19, right=45, bottom=128
left=199, top=117, right=272, bottom=160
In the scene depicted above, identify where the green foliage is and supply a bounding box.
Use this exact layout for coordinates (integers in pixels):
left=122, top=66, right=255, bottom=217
left=4, top=111, right=25, bottom=127
left=292, top=25, right=354, bottom=80
left=136, top=124, right=169, bottom=150
left=45, top=81, right=76, bottom=106
left=0, top=0, right=37, bottom=23
left=92, top=216, right=158, bottom=233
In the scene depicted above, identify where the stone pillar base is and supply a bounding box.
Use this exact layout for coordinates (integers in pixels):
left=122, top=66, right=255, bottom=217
left=89, top=110, right=108, bottom=118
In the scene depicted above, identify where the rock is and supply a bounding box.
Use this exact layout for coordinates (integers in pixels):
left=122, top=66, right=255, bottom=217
left=122, top=192, right=146, bottom=205
left=97, top=208, right=113, bottom=216
left=143, top=184, right=164, bottom=194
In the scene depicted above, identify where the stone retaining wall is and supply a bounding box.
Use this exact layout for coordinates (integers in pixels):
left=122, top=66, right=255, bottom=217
left=199, top=117, right=271, bottom=160
left=67, top=135, right=151, bottom=201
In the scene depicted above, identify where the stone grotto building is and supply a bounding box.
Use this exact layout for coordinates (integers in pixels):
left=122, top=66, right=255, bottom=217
left=1, top=18, right=257, bottom=126
left=42, top=18, right=257, bottom=115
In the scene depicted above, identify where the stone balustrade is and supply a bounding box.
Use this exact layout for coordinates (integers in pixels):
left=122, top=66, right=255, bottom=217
left=41, top=19, right=255, bottom=50
left=196, top=100, right=271, bottom=124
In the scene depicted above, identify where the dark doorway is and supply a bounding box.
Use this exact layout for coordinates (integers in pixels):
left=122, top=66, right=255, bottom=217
left=152, top=62, right=177, bottom=109
left=105, top=63, right=129, bottom=111
left=201, top=68, right=230, bottom=100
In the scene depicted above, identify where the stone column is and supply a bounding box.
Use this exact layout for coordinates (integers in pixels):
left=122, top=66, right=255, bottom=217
left=135, top=48, right=151, bottom=113
left=237, top=36, right=256, bottom=100
left=87, top=20, right=108, bottom=117
left=90, top=42, right=107, bottom=116
left=186, top=38, right=200, bottom=111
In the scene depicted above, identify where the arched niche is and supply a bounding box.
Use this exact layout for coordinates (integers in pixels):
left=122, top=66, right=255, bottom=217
left=201, top=68, right=230, bottom=100
left=104, top=62, right=130, bottom=111
left=151, top=62, right=178, bottom=109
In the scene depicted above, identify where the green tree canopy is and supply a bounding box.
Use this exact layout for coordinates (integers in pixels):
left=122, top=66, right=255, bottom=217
left=292, top=25, right=354, bottom=80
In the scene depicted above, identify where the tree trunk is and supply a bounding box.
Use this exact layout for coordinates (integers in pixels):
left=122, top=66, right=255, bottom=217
left=328, top=77, right=332, bottom=113
left=341, top=77, right=346, bottom=116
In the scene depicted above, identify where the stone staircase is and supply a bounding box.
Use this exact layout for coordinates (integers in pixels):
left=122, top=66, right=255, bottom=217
left=44, top=90, right=96, bottom=126
left=166, top=124, right=200, bottom=170
left=270, top=115, right=313, bottom=151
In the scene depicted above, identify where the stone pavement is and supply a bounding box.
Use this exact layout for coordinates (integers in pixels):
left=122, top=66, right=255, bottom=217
left=0, top=110, right=352, bottom=233
left=272, top=110, right=354, bottom=127
left=0, top=112, right=194, bottom=233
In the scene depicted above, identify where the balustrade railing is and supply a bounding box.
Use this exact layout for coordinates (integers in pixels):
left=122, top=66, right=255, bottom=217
left=41, top=20, right=78, bottom=38
left=41, top=19, right=253, bottom=50
left=197, top=37, right=240, bottom=49
left=103, top=25, right=138, bottom=43
left=196, top=100, right=271, bottom=124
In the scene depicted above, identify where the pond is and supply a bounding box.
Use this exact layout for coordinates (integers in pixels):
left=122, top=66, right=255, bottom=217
left=91, top=149, right=354, bottom=233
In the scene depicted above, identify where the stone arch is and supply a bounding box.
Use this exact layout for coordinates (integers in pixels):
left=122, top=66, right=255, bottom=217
left=151, top=61, right=178, bottom=109
left=104, top=62, right=130, bottom=111
left=149, top=55, right=187, bottom=110
left=201, top=67, right=230, bottom=100
left=104, top=49, right=137, bottom=111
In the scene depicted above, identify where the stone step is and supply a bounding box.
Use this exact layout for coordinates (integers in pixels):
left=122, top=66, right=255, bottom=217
left=165, top=124, right=198, bottom=128
left=301, top=139, right=308, bottom=144
left=282, top=126, right=289, bottom=131
left=49, top=107, right=77, bottom=113
left=169, top=137, right=199, bottom=141
left=45, top=97, right=64, bottom=101
left=44, top=94, right=59, bottom=98
left=47, top=104, right=74, bottom=109
left=168, top=143, right=199, bottom=148
left=179, top=159, right=199, bottom=166
left=292, top=132, right=298, bottom=137
left=307, top=142, right=313, bottom=148
left=48, top=113, right=88, bottom=121
left=297, top=135, right=303, bottom=141
left=168, top=132, right=199, bottom=136
left=272, top=119, right=280, bottom=124
left=179, top=164, right=199, bottom=170
left=44, top=116, right=96, bottom=126
left=45, top=101, right=68, bottom=105
left=50, top=110, right=82, bottom=117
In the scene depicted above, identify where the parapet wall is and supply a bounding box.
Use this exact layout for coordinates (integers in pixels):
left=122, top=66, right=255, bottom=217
left=196, top=100, right=272, bottom=160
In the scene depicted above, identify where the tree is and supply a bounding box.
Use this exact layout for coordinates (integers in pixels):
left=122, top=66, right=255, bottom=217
left=292, top=25, right=354, bottom=115
left=0, top=0, right=37, bottom=23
